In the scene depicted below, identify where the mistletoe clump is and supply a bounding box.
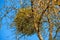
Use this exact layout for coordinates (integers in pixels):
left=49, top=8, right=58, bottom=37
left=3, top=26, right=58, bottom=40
left=14, top=8, right=37, bottom=35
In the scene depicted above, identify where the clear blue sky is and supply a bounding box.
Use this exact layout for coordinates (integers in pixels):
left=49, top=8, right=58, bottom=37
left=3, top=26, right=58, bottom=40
left=0, top=0, right=4, bottom=9
left=0, top=0, right=58, bottom=40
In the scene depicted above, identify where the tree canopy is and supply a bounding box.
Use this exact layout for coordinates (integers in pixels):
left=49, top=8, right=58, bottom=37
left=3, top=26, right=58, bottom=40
left=14, top=0, right=60, bottom=40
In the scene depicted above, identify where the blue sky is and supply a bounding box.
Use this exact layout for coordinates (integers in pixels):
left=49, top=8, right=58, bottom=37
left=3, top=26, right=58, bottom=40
left=0, top=0, right=59, bottom=40
left=0, top=0, right=4, bottom=9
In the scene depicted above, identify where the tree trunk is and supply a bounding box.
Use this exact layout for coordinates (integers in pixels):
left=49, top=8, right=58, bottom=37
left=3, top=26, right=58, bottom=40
left=49, top=24, right=53, bottom=40
left=48, top=18, right=53, bottom=40
left=49, top=25, right=53, bottom=40
left=37, top=30, right=43, bottom=40
left=34, top=23, right=43, bottom=40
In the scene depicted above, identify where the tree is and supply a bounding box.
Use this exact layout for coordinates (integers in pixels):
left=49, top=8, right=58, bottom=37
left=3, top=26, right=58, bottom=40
left=14, top=0, right=60, bottom=40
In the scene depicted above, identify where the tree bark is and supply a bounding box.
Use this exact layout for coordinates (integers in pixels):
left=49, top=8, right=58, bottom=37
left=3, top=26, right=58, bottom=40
left=30, top=0, right=50, bottom=40
left=34, top=23, right=43, bottom=40
left=49, top=23, right=53, bottom=40
left=31, top=0, right=43, bottom=40
left=48, top=17, right=53, bottom=40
